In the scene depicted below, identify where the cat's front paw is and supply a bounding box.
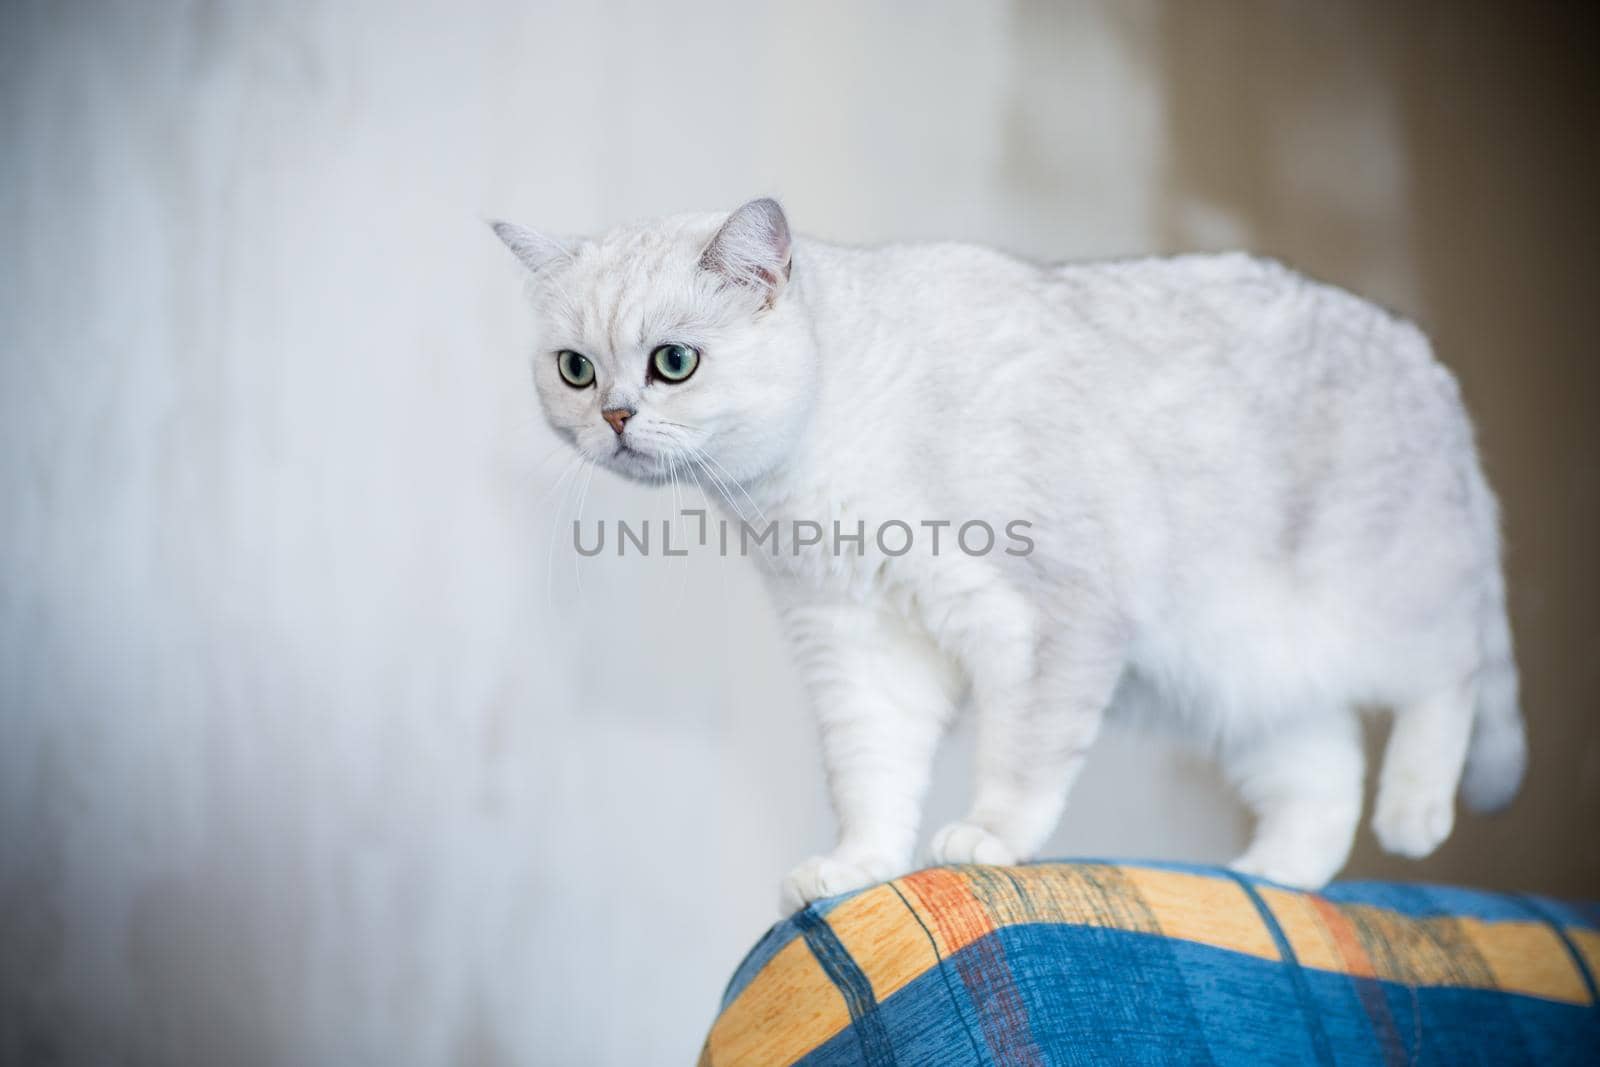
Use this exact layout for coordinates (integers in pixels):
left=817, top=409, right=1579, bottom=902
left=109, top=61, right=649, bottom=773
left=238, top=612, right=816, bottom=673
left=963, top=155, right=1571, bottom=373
left=929, top=821, right=1019, bottom=866
left=1228, top=850, right=1338, bottom=889
left=780, top=854, right=887, bottom=915
left=1372, top=788, right=1455, bottom=859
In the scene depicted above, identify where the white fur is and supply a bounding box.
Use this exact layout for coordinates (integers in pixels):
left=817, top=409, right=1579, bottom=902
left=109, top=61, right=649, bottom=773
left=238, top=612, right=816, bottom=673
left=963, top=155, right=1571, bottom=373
left=494, top=200, right=1525, bottom=913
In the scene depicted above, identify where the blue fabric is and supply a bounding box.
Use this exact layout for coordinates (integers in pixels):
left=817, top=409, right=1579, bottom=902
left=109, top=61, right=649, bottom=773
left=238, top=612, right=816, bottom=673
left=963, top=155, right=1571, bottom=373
left=701, top=861, right=1600, bottom=1066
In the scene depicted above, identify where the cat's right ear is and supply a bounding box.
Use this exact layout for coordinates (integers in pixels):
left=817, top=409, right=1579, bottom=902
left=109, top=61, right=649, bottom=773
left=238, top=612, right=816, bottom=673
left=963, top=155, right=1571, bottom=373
left=700, top=198, right=792, bottom=308
left=489, top=220, right=572, bottom=275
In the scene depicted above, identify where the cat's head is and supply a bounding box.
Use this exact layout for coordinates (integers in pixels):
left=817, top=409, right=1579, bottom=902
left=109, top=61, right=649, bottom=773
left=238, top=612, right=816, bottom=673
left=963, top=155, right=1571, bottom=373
left=492, top=198, right=818, bottom=489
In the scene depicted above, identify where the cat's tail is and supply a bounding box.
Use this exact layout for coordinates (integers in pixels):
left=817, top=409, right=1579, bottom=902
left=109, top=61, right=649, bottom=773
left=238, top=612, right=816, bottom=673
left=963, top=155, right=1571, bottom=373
left=1460, top=565, right=1525, bottom=813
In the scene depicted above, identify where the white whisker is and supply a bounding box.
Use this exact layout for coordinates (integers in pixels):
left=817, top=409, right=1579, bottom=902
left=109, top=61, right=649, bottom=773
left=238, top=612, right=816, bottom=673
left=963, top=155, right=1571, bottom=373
left=692, top=446, right=767, bottom=525
left=537, top=451, right=584, bottom=507
left=688, top=451, right=752, bottom=527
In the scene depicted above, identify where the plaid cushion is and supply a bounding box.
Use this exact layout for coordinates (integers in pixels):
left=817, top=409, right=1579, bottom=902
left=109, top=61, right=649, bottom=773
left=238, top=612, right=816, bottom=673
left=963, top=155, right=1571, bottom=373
left=701, top=861, right=1599, bottom=1065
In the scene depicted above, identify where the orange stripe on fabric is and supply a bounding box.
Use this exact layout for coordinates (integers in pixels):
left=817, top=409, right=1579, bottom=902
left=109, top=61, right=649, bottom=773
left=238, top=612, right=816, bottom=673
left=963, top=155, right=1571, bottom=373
left=1258, top=887, right=1344, bottom=973
left=990, top=863, right=1160, bottom=933
left=825, top=884, right=944, bottom=1003
left=897, top=863, right=1280, bottom=962
left=1123, top=867, right=1280, bottom=962
left=899, top=866, right=996, bottom=957
left=1460, top=918, right=1591, bottom=1006
left=703, top=936, right=851, bottom=1067
left=1308, top=896, right=1408, bottom=1065
left=1267, top=891, right=1591, bottom=1007
left=1569, top=928, right=1600, bottom=989
left=904, top=867, right=1044, bottom=1066
left=1347, top=904, right=1503, bottom=993
left=1311, top=896, right=1380, bottom=979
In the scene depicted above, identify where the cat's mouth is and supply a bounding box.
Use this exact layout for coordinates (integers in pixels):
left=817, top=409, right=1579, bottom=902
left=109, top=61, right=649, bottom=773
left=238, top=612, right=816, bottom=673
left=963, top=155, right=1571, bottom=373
left=608, top=439, right=668, bottom=482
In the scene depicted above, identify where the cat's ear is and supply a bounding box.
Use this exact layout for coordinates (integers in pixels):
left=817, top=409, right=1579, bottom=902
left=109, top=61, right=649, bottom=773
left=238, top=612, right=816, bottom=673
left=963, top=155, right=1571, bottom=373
left=490, top=220, right=572, bottom=275
left=699, top=198, right=792, bottom=307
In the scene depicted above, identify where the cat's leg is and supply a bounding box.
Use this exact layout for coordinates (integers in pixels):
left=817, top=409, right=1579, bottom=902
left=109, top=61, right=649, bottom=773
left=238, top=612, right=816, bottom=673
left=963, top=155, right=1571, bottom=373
left=1225, top=712, right=1365, bottom=887
left=779, top=599, right=960, bottom=914
left=930, top=594, right=1127, bottom=866
left=1371, top=677, right=1477, bottom=859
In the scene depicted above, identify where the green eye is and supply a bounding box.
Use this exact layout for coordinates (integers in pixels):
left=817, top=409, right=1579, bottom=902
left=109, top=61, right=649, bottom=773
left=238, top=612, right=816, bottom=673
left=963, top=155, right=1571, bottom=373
left=556, top=349, right=595, bottom=388
left=651, top=343, right=700, bottom=383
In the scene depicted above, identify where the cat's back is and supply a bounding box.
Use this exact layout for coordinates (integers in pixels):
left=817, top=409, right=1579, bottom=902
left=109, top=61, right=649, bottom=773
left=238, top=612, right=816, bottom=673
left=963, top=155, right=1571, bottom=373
left=1049, top=251, right=1467, bottom=438
left=806, top=238, right=1467, bottom=473
left=1050, top=251, right=1402, bottom=366
left=818, top=240, right=1428, bottom=392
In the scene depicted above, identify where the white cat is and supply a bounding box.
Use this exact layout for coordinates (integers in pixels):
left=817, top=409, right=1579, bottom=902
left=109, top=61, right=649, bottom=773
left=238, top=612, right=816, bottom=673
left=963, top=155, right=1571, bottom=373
left=493, top=198, right=1524, bottom=913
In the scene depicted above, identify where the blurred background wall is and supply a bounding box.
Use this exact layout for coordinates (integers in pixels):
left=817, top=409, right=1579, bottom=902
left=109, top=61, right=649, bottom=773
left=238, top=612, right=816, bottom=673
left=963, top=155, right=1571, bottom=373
left=2, top=1, right=1594, bottom=1063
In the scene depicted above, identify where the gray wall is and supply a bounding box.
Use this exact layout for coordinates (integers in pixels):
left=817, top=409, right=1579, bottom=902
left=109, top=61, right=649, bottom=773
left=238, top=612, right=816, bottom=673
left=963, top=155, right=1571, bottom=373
left=2, top=2, right=1594, bottom=1064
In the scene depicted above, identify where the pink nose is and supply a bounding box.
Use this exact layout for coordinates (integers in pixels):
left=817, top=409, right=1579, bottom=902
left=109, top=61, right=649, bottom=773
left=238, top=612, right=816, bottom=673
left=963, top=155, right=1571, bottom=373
left=602, top=407, right=634, bottom=435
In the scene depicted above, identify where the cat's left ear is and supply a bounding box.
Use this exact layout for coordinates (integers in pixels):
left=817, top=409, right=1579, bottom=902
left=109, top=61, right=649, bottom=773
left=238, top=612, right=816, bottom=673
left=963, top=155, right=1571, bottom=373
left=699, top=198, right=792, bottom=308
left=490, top=220, right=572, bottom=275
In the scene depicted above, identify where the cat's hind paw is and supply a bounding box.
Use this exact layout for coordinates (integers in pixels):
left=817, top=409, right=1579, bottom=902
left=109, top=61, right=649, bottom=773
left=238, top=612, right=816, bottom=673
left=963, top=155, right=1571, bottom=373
left=780, top=854, right=885, bottom=915
left=929, top=821, right=1018, bottom=866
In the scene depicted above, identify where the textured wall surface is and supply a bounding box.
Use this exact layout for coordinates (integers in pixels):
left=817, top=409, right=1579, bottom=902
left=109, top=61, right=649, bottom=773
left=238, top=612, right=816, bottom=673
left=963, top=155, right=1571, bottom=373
left=2, top=2, right=1594, bottom=1064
